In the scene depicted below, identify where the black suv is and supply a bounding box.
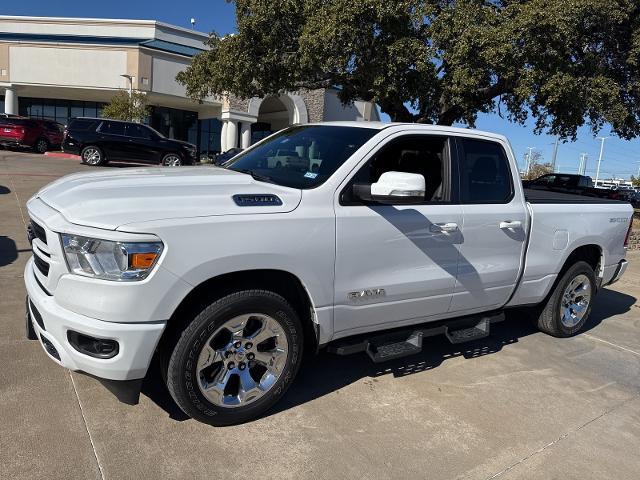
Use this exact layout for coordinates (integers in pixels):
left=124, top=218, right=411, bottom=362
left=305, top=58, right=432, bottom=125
left=63, top=118, right=197, bottom=166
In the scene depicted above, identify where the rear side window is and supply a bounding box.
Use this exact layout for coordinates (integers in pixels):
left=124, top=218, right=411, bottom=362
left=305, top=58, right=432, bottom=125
left=100, top=121, right=126, bottom=136
left=459, top=138, right=513, bottom=204
left=68, top=119, right=99, bottom=131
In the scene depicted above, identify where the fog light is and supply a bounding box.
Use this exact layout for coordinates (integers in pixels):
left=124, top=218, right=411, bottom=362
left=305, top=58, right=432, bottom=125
left=67, top=331, right=119, bottom=359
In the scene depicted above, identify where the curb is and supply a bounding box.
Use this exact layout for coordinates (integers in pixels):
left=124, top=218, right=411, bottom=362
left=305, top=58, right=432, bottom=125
left=44, top=151, right=80, bottom=160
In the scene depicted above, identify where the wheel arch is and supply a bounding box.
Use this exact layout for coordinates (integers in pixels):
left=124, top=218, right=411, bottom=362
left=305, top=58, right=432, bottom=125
left=559, top=243, right=603, bottom=280
left=159, top=269, right=319, bottom=355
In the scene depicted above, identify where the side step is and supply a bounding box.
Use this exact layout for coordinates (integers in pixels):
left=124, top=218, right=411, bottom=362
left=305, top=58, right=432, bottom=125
left=328, top=312, right=503, bottom=363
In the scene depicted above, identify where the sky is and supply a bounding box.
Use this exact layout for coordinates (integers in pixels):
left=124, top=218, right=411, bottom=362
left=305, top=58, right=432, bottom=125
left=4, top=0, right=640, bottom=180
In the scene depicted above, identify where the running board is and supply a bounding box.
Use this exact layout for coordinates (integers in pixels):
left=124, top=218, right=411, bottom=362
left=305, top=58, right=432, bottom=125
left=328, top=312, right=503, bottom=363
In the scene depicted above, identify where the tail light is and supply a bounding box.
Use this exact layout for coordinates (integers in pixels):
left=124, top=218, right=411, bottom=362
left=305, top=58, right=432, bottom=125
left=624, top=218, right=633, bottom=248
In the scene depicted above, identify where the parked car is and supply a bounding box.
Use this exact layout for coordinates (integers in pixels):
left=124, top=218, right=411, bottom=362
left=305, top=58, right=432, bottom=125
left=0, top=117, right=64, bottom=153
left=25, top=123, right=632, bottom=426
left=523, top=173, right=622, bottom=200
left=214, top=147, right=243, bottom=165
left=62, top=118, right=197, bottom=166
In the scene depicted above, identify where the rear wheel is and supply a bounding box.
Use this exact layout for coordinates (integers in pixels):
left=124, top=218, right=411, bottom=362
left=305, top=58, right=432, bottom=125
left=81, top=146, right=105, bottom=166
left=166, top=290, right=303, bottom=426
left=534, top=261, right=596, bottom=337
left=34, top=138, right=49, bottom=154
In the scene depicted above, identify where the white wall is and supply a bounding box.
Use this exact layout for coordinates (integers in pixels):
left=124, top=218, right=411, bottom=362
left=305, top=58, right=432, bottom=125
left=322, top=89, right=379, bottom=121
left=0, top=17, right=156, bottom=39
left=10, top=46, right=127, bottom=89
left=151, top=55, right=190, bottom=97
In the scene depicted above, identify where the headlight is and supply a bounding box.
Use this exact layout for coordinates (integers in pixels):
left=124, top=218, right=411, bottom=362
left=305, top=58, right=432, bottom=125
left=61, top=234, right=163, bottom=281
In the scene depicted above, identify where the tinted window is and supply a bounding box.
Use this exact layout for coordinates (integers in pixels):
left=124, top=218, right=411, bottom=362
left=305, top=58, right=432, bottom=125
left=459, top=138, right=513, bottom=203
left=127, top=124, right=152, bottom=139
left=100, top=121, right=126, bottom=136
left=226, top=126, right=377, bottom=189
left=67, top=119, right=99, bottom=131
left=345, top=135, right=449, bottom=203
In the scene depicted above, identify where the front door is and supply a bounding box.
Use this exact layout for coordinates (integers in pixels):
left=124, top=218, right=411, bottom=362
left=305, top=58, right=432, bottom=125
left=448, top=137, right=528, bottom=313
left=333, top=134, right=463, bottom=336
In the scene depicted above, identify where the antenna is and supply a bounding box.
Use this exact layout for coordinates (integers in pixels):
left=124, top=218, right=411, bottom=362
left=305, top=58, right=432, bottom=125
left=190, top=18, right=196, bottom=29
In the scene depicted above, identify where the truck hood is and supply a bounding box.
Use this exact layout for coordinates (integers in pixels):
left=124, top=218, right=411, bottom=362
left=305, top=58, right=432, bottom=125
left=35, top=167, right=302, bottom=230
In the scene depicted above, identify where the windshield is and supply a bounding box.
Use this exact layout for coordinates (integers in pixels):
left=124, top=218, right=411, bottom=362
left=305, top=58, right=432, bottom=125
left=225, top=125, right=378, bottom=189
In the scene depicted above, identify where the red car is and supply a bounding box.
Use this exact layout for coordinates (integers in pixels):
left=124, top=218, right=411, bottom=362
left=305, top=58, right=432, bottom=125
left=0, top=117, right=64, bottom=153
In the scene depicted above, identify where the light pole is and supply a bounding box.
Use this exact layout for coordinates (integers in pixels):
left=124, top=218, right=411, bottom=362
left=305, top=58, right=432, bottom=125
left=526, top=146, right=534, bottom=177
left=550, top=136, right=560, bottom=172
left=595, top=136, right=609, bottom=187
left=120, top=74, right=133, bottom=97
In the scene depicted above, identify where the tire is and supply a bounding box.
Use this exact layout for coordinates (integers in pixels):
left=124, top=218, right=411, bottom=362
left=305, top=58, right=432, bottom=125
left=166, top=290, right=304, bottom=426
left=80, top=145, right=105, bottom=166
left=34, top=138, right=49, bottom=154
left=161, top=153, right=182, bottom=166
left=534, top=261, right=596, bottom=337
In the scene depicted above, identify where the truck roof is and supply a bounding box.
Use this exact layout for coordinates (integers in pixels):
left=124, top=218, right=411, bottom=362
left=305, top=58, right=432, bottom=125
left=308, top=121, right=508, bottom=142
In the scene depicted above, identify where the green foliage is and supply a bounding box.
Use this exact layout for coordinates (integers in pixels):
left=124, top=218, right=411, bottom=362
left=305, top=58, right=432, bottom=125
left=630, top=175, right=640, bottom=187
left=102, top=90, right=150, bottom=122
left=177, top=0, right=640, bottom=140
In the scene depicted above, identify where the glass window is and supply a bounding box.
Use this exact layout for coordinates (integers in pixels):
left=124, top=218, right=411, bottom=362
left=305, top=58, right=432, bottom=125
left=100, top=121, right=126, bottom=136
left=126, top=124, right=152, bottom=139
left=42, top=104, right=55, bottom=120
left=226, top=125, right=377, bottom=189
left=343, top=135, right=449, bottom=203
left=459, top=138, right=513, bottom=204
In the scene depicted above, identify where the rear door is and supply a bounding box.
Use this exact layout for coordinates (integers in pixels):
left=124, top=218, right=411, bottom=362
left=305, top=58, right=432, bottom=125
left=333, top=133, right=463, bottom=335
left=448, top=136, right=528, bottom=313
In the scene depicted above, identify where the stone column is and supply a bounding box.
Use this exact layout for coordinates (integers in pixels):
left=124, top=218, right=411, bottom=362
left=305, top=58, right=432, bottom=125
left=240, top=122, right=252, bottom=149
left=220, top=120, right=228, bottom=152
left=4, top=87, right=17, bottom=115
left=226, top=120, right=238, bottom=150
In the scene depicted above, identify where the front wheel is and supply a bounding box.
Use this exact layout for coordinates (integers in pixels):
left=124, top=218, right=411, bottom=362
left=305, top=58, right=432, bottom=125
left=534, top=261, right=596, bottom=337
left=166, top=290, right=304, bottom=426
left=161, top=153, right=182, bottom=166
left=80, top=145, right=105, bottom=166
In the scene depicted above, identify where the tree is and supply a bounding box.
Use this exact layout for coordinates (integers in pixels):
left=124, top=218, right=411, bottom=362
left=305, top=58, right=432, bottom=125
left=177, top=0, right=640, bottom=140
left=522, top=149, right=552, bottom=180
left=102, top=90, right=150, bottom=122
left=630, top=175, right=640, bottom=187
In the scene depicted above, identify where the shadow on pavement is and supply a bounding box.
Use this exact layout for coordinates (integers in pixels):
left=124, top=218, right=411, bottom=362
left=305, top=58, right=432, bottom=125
left=132, top=287, right=636, bottom=423
left=0, top=185, right=10, bottom=194
left=0, top=236, right=19, bottom=267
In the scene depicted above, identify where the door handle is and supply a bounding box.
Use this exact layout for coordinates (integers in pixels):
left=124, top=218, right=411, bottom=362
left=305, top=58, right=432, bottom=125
left=430, top=222, right=459, bottom=233
left=499, top=220, right=522, bottom=229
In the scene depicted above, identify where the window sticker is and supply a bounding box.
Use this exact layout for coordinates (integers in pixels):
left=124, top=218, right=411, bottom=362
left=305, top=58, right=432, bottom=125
left=304, top=172, right=318, bottom=179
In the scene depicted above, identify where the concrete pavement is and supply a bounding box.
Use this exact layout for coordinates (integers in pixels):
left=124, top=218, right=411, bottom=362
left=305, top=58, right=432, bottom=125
left=1, top=150, right=639, bottom=479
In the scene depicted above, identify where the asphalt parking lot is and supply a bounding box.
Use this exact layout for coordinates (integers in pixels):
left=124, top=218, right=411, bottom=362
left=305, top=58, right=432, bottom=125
left=1, top=149, right=640, bottom=480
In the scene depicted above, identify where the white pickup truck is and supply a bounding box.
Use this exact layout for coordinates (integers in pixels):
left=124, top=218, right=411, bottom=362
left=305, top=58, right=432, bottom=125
left=24, top=122, right=632, bottom=425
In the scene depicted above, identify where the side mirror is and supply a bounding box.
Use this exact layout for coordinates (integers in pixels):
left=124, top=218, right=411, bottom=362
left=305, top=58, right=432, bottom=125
left=354, top=171, right=425, bottom=204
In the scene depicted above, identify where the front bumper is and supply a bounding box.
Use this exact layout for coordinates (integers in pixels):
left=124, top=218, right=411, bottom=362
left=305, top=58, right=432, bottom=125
left=25, top=258, right=166, bottom=380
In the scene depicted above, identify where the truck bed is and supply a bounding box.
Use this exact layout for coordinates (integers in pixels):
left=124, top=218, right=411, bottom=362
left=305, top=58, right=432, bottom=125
left=523, top=187, right=626, bottom=204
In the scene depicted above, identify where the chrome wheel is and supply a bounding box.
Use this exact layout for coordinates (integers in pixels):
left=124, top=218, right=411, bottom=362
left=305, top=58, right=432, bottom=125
left=162, top=154, right=182, bottom=166
left=559, top=274, right=591, bottom=328
left=36, top=139, right=48, bottom=153
left=82, top=147, right=101, bottom=165
left=196, top=313, right=289, bottom=408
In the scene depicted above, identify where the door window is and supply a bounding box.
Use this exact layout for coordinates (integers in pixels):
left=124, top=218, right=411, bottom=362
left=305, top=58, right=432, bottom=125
left=342, top=135, right=451, bottom=204
left=458, top=138, right=513, bottom=204
left=99, top=121, right=126, bottom=136
left=127, top=124, right=152, bottom=139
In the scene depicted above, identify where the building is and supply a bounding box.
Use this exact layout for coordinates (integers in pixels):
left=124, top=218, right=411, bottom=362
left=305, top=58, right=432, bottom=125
left=0, top=15, right=380, bottom=154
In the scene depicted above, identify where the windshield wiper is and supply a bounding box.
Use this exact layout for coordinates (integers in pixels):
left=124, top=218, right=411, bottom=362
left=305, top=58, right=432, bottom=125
left=232, top=168, right=276, bottom=184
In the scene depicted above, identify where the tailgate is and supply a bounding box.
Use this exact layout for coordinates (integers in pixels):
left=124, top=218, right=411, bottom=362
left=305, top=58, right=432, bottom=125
left=0, top=124, right=25, bottom=141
